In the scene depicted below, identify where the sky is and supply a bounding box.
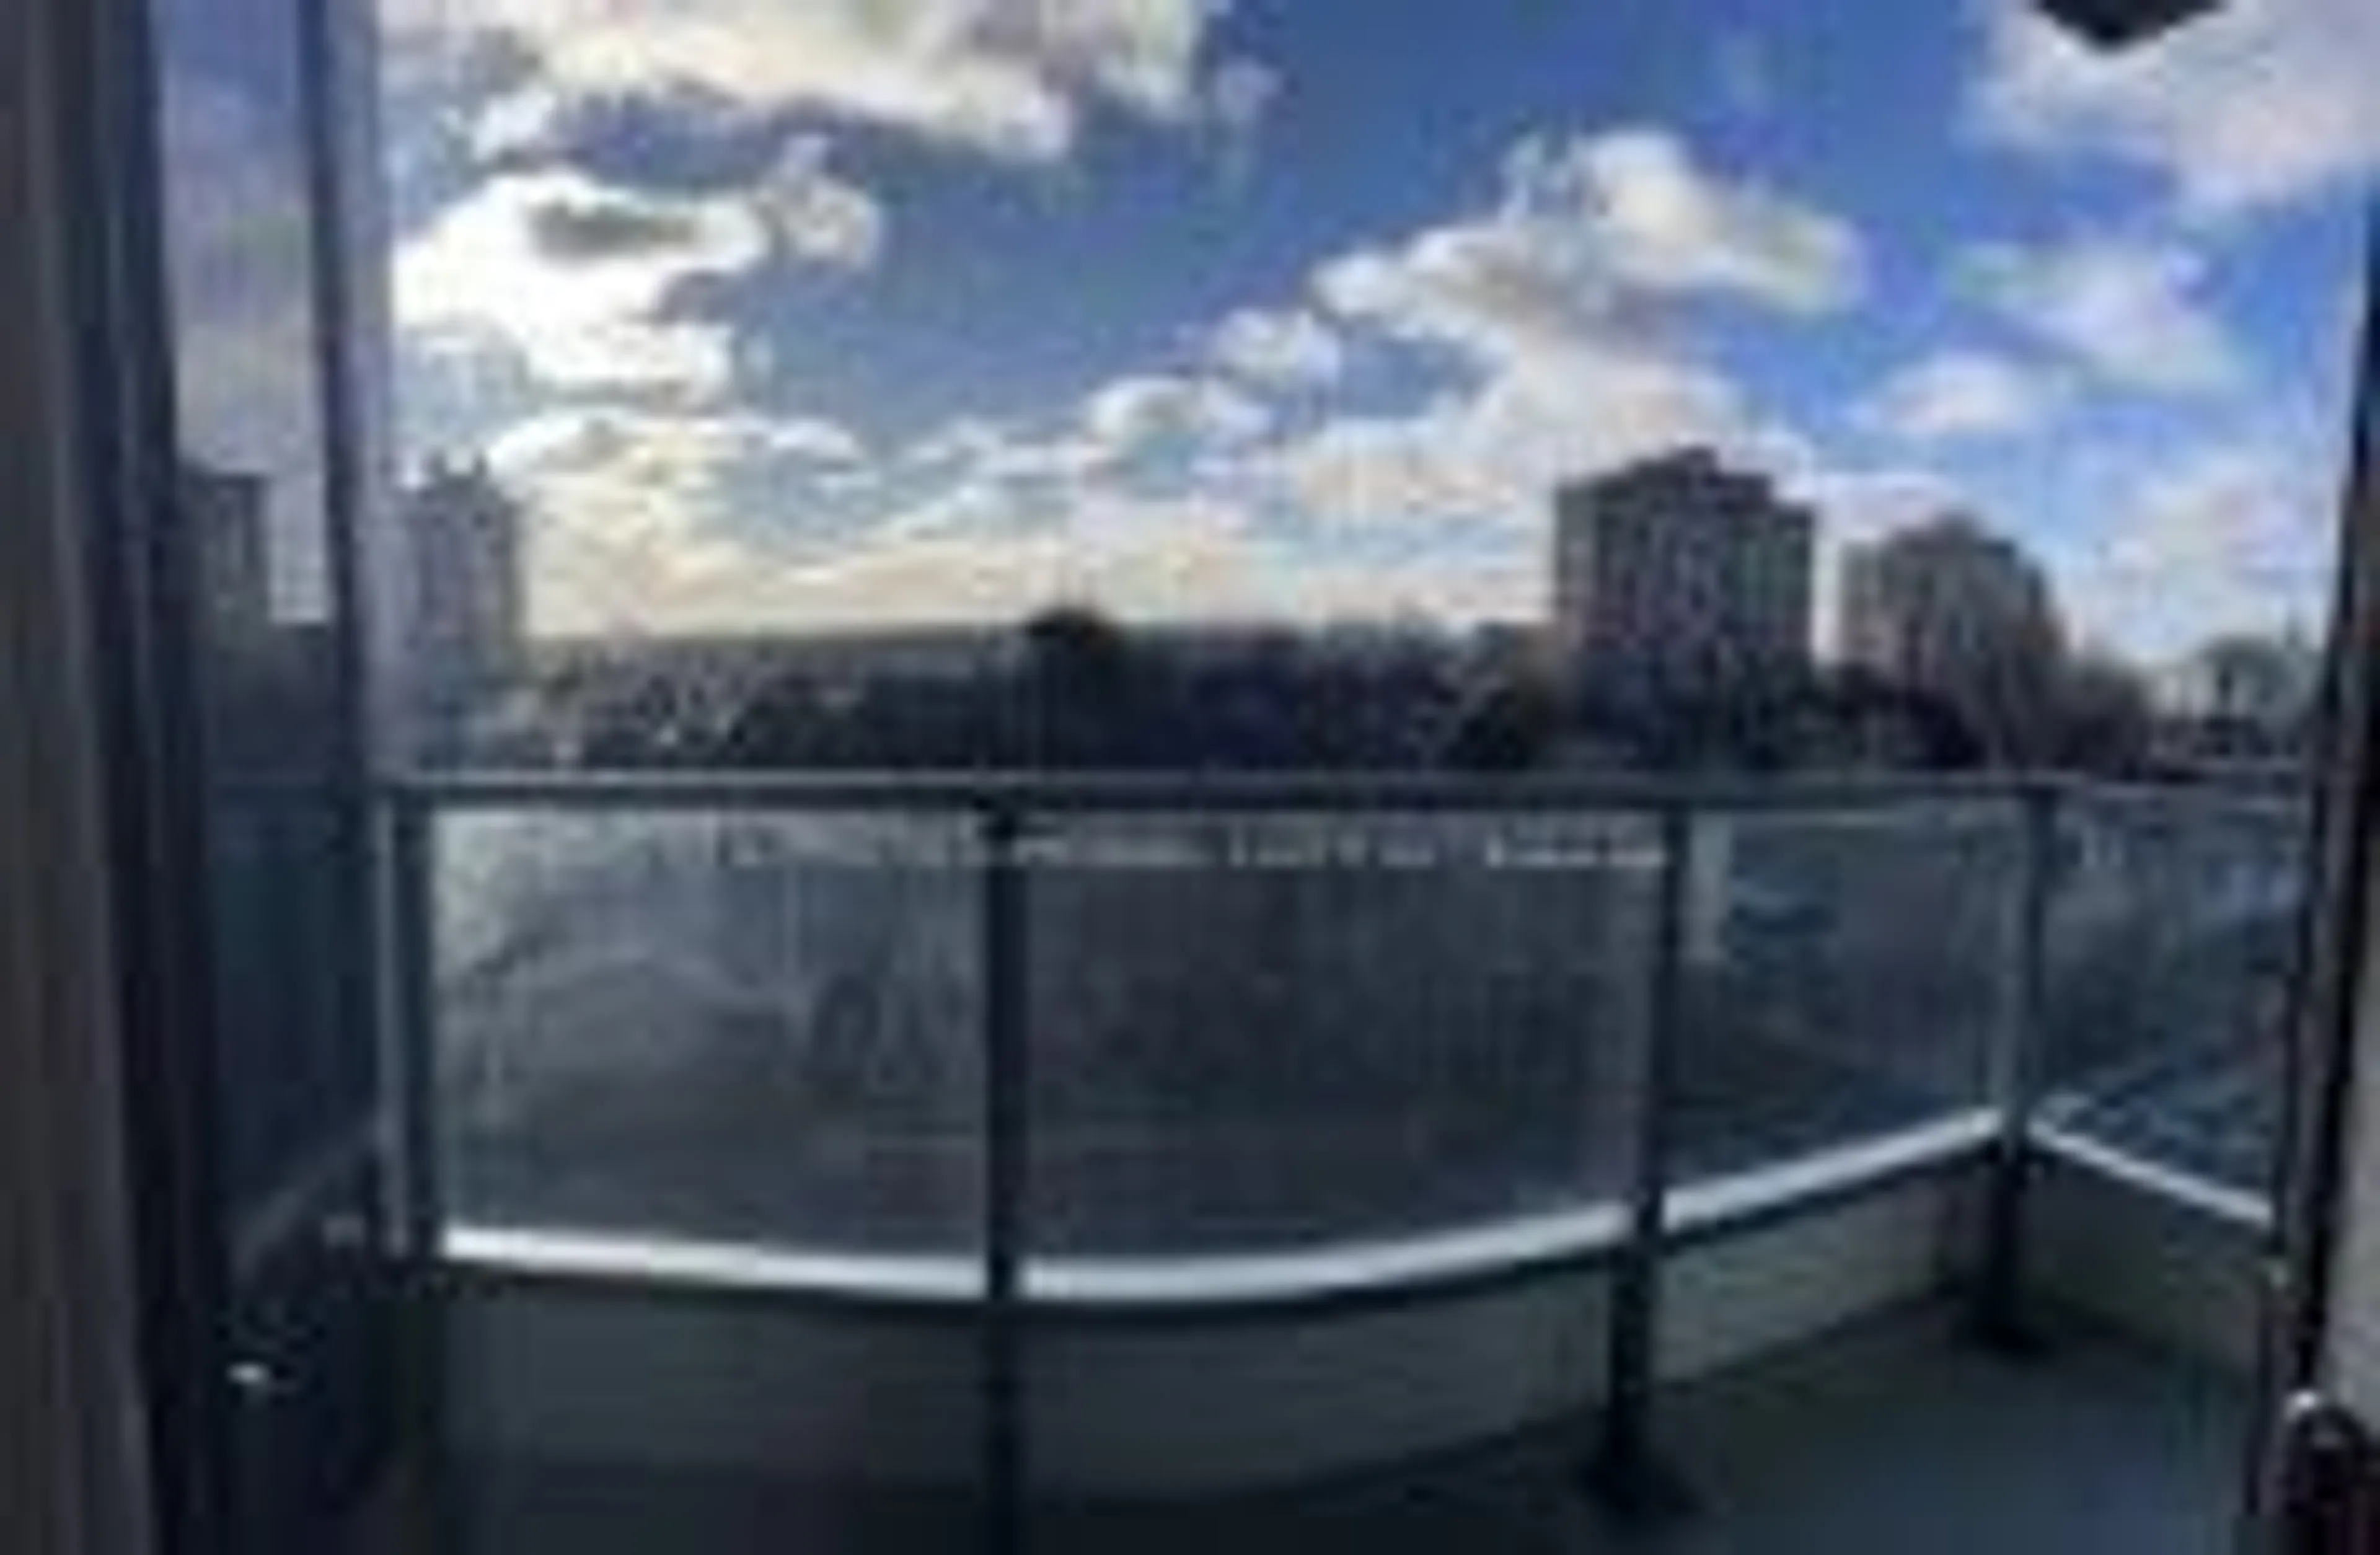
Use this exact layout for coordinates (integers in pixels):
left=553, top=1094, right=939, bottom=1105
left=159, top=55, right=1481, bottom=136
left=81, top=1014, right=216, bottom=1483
left=170, top=0, right=2379, bottom=659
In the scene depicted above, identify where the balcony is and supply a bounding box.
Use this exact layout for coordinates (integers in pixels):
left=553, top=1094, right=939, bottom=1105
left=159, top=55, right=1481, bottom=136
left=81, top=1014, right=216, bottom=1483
left=376, top=772, right=2304, bottom=1552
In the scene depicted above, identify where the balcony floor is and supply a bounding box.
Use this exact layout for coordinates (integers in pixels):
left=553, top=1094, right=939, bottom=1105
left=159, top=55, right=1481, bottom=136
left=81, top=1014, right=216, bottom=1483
left=1038, top=1310, right=2250, bottom=1555
left=389, top=1305, right=2254, bottom=1554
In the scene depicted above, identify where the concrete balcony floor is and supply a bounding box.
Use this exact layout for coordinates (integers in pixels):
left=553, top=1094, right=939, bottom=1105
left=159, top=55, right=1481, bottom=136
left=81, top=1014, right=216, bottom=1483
left=390, top=1305, right=2252, bottom=1555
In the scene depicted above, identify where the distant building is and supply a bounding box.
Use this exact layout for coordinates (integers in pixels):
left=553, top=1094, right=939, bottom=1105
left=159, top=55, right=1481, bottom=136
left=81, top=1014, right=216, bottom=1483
left=1839, top=516, right=2063, bottom=753
left=179, top=462, right=274, bottom=656
left=178, top=462, right=350, bottom=768
left=1553, top=448, right=1815, bottom=701
left=399, top=459, right=526, bottom=750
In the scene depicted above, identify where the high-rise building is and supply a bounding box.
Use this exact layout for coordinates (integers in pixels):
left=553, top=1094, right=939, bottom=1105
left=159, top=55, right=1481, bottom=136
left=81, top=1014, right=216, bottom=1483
left=1553, top=447, right=1816, bottom=700
left=1838, top=516, right=2064, bottom=752
left=399, top=458, right=526, bottom=746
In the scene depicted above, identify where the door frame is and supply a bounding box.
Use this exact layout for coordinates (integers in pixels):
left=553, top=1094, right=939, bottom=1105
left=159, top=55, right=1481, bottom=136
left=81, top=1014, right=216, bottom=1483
left=24, top=0, right=403, bottom=1548
left=42, top=0, right=247, bottom=1546
left=2257, top=211, right=2380, bottom=1548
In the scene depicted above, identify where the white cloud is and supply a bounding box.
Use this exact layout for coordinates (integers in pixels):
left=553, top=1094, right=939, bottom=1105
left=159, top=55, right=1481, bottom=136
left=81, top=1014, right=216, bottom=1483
left=1318, top=228, right=1605, bottom=383
left=2063, top=439, right=2337, bottom=653
left=490, top=404, right=865, bottom=485
left=396, top=168, right=772, bottom=399
left=1267, top=127, right=1851, bottom=533
left=1787, top=463, right=1968, bottom=548
left=1268, top=361, right=1752, bottom=535
left=756, top=136, right=889, bottom=270
left=531, top=491, right=1540, bottom=636
left=489, top=400, right=1514, bottom=633
left=1083, top=373, right=1272, bottom=458
left=477, top=347, right=1577, bottom=633
left=1207, top=306, right=1349, bottom=389
left=485, top=403, right=879, bottom=631
left=1546, top=130, right=1865, bottom=314
left=382, top=0, right=1253, bottom=167
left=1972, top=0, right=2380, bottom=218
left=784, top=495, right=1254, bottom=629
left=2102, top=444, right=2320, bottom=585
left=1962, top=234, right=2246, bottom=395
left=480, top=384, right=1296, bottom=632
left=880, top=371, right=1273, bottom=504
left=1858, top=348, right=2069, bottom=443
left=395, top=155, right=884, bottom=402
left=484, top=417, right=776, bottom=635
left=454, top=125, right=1865, bottom=635
left=1313, top=128, right=1861, bottom=390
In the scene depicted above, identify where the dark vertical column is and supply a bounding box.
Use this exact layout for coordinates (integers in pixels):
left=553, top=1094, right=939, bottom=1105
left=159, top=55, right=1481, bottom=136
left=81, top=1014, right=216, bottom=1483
left=292, top=7, right=421, bottom=1538
left=981, top=801, right=1030, bottom=1555
left=381, top=795, right=462, bottom=1541
left=295, top=0, right=390, bottom=1253
left=292, top=0, right=375, bottom=781
left=1585, top=800, right=1696, bottom=1523
left=1973, top=782, right=2055, bottom=1354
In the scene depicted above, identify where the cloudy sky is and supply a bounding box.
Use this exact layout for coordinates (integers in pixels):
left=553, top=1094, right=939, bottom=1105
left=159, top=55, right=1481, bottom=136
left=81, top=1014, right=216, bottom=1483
left=176, top=0, right=2376, bottom=656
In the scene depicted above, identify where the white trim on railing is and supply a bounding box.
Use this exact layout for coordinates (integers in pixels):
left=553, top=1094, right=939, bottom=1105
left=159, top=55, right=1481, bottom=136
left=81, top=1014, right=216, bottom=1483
left=1024, top=1202, right=1630, bottom=1307
left=1666, top=1111, right=2002, bottom=1234
left=441, top=1112, right=2010, bottom=1311
left=443, top=1226, right=987, bottom=1303
left=441, top=1118, right=2275, bottom=1308
left=2030, top=1122, right=2273, bottom=1232
left=445, top=1206, right=1634, bottom=1309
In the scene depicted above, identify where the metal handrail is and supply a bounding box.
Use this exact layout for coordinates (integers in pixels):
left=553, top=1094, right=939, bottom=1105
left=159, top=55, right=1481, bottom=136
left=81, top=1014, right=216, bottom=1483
left=379, top=764, right=2301, bottom=817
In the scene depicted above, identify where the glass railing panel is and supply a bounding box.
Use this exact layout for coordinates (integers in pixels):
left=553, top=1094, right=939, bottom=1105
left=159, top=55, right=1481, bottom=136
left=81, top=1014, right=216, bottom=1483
left=1668, top=801, right=2019, bottom=1202
left=428, top=805, right=985, bottom=1277
left=2037, top=786, right=2309, bottom=1209
left=1019, top=811, right=1660, bottom=1292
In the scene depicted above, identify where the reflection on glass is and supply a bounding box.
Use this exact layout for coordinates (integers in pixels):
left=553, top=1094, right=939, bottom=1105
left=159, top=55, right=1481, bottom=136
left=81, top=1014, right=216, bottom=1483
left=2038, top=789, right=2306, bottom=1198
left=1672, top=803, right=2018, bottom=1186
left=157, top=0, right=362, bottom=1215
left=1023, top=814, right=1656, bottom=1266
left=154, top=0, right=395, bottom=1541
left=434, top=811, right=984, bottom=1257
left=163, top=6, right=332, bottom=630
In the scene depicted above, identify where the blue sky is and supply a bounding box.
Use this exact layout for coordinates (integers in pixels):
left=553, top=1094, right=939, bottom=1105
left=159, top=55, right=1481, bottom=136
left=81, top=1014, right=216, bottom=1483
left=181, top=0, right=2379, bottom=657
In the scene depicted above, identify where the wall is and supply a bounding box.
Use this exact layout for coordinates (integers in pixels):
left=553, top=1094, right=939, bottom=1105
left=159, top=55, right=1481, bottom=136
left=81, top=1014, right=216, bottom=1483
left=2030, top=1163, right=2266, bottom=1373
left=445, top=1171, right=1972, bottom=1497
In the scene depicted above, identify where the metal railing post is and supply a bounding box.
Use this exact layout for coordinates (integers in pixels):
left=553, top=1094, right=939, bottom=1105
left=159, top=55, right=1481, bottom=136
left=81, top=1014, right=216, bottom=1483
left=981, top=801, right=1030, bottom=1555
left=384, top=797, right=444, bottom=1271
left=1585, top=799, right=1696, bottom=1522
left=1973, top=780, right=2055, bottom=1353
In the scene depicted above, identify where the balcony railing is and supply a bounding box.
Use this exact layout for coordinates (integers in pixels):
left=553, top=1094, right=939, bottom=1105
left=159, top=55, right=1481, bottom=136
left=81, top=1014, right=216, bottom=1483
left=377, top=770, right=2308, bottom=1492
